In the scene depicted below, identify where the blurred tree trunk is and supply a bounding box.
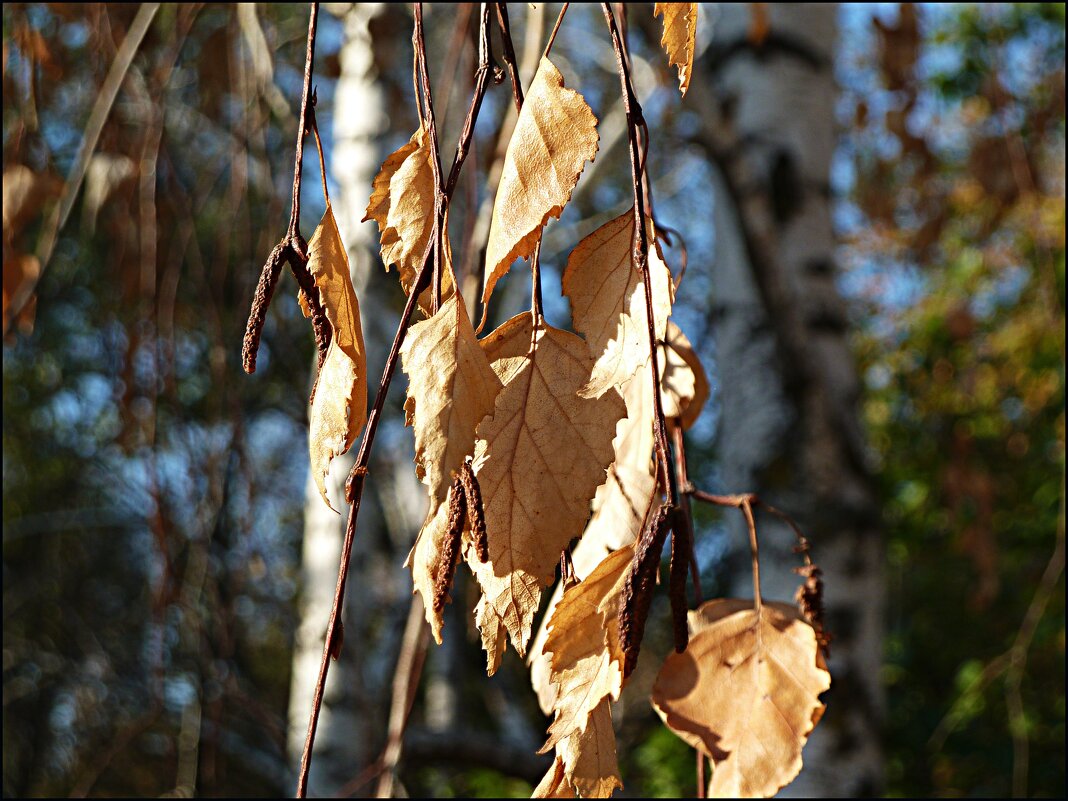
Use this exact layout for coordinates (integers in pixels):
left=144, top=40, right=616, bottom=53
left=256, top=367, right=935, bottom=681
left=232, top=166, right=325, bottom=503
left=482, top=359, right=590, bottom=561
left=286, top=4, right=428, bottom=796
left=689, top=5, right=883, bottom=795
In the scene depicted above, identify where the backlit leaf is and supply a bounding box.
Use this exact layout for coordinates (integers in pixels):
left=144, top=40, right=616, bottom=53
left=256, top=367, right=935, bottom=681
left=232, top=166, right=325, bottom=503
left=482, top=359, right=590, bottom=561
left=480, top=58, right=599, bottom=327
left=466, top=313, right=624, bottom=658
left=652, top=599, right=831, bottom=797
left=307, top=204, right=368, bottom=511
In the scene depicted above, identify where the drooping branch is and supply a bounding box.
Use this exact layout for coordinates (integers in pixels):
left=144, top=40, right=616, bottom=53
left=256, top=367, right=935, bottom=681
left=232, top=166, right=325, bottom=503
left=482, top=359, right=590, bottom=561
left=295, top=7, right=501, bottom=793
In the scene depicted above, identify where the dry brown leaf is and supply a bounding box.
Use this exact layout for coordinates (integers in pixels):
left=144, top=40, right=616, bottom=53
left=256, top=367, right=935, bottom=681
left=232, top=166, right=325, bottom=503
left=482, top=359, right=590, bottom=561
left=401, top=290, right=502, bottom=640
left=652, top=599, right=831, bottom=798
left=659, top=321, right=709, bottom=429
left=654, top=4, right=698, bottom=97
left=475, top=592, right=508, bottom=675
left=559, top=699, right=622, bottom=798
left=563, top=209, right=674, bottom=399
left=401, top=290, right=502, bottom=507
left=481, top=57, right=599, bottom=327
left=532, top=757, right=573, bottom=798
left=466, top=313, right=624, bottom=658
left=307, top=203, right=368, bottom=511
left=362, top=125, right=452, bottom=312
left=541, top=546, right=632, bottom=751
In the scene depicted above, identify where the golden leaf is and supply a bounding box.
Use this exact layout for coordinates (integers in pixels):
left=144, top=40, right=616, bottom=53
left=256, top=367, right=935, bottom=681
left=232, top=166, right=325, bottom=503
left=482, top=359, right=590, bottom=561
left=659, top=321, right=709, bottom=429
left=652, top=599, right=831, bottom=798
left=481, top=58, right=599, bottom=327
left=563, top=209, right=674, bottom=399
left=401, top=290, right=502, bottom=640
left=540, top=546, right=632, bottom=751
left=560, top=699, right=621, bottom=799
left=475, top=593, right=508, bottom=676
left=307, top=204, right=368, bottom=511
left=532, top=757, right=573, bottom=798
left=533, top=701, right=622, bottom=799
left=654, top=3, right=698, bottom=97
left=466, top=313, right=624, bottom=657
left=362, top=126, right=451, bottom=312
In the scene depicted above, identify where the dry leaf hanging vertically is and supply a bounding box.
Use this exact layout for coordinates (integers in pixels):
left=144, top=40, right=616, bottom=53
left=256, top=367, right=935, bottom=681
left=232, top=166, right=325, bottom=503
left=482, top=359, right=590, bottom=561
left=480, top=57, right=599, bottom=326
left=401, top=290, right=502, bottom=640
left=363, top=125, right=452, bottom=312
left=475, top=593, right=508, bottom=675
left=563, top=209, right=674, bottom=399
left=540, top=546, right=632, bottom=751
left=654, top=3, right=698, bottom=97
left=466, top=313, right=624, bottom=657
left=307, top=204, right=368, bottom=511
left=652, top=599, right=831, bottom=798
left=533, top=700, right=622, bottom=799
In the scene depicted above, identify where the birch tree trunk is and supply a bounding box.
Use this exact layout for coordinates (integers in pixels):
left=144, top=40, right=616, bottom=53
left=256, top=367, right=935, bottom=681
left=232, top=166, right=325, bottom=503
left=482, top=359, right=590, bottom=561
left=286, top=5, right=428, bottom=795
left=690, top=4, right=884, bottom=795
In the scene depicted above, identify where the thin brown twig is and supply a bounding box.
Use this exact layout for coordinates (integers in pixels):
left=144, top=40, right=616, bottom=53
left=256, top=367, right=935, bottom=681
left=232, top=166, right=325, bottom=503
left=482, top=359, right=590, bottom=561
left=374, top=599, right=432, bottom=798
left=543, top=3, right=569, bottom=58
left=602, top=2, right=677, bottom=506
left=494, top=2, right=525, bottom=112
left=295, top=13, right=502, bottom=793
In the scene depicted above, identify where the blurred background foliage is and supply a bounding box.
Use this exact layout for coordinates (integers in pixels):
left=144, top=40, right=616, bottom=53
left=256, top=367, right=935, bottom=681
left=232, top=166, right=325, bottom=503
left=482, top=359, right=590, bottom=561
left=2, top=2, right=1064, bottom=798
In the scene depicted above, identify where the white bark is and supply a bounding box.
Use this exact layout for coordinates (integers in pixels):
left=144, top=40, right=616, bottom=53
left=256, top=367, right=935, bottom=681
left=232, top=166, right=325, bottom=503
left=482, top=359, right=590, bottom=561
left=694, top=4, right=884, bottom=795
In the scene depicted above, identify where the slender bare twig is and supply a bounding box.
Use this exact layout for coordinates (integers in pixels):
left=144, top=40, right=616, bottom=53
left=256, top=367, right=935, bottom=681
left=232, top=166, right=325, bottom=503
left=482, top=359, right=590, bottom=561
left=295, top=8, right=500, bottom=793
left=543, top=3, right=569, bottom=58
left=374, top=599, right=431, bottom=798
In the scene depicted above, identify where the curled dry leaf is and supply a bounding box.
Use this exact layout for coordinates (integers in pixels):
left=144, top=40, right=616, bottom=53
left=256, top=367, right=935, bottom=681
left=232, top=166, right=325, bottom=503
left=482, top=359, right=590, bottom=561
left=307, top=204, right=368, bottom=511
left=563, top=208, right=674, bottom=399
left=659, top=320, right=709, bottom=429
left=540, top=545, right=632, bottom=751
left=652, top=599, right=831, bottom=798
left=467, top=313, right=624, bottom=659
left=362, top=125, right=451, bottom=313
left=475, top=592, right=508, bottom=676
left=480, top=57, right=599, bottom=328
left=533, top=700, right=621, bottom=799
left=401, top=289, right=502, bottom=641
left=653, top=3, right=698, bottom=97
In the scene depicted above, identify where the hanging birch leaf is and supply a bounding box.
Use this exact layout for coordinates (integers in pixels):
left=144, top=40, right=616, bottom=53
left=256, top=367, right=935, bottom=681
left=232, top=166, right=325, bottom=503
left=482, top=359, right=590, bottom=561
left=533, top=700, right=621, bottom=799
left=475, top=592, right=508, bottom=675
left=654, top=3, right=698, bottom=97
left=559, top=698, right=622, bottom=798
left=652, top=599, right=831, bottom=798
left=401, top=290, right=502, bottom=507
left=307, top=204, right=368, bottom=511
left=563, top=209, right=674, bottom=399
left=363, top=125, right=451, bottom=312
left=401, top=289, right=502, bottom=639
left=480, top=58, right=599, bottom=328
left=540, top=546, right=632, bottom=752
left=466, top=313, right=624, bottom=658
